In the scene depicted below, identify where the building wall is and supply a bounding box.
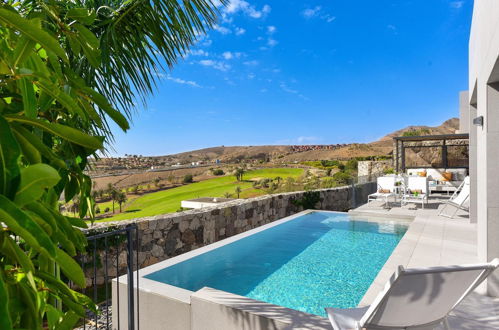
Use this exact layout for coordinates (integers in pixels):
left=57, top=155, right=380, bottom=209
left=459, top=91, right=470, bottom=133
left=85, top=183, right=376, bottom=286
left=469, top=1, right=499, bottom=296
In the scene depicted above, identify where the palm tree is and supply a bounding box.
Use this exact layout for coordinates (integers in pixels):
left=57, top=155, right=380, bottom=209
left=117, top=192, right=128, bottom=213
left=235, top=186, right=242, bottom=198
left=20, top=0, right=223, bottom=140
left=234, top=168, right=245, bottom=181
left=0, top=1, right=226, bottom=327
left=110, top=188, right=119, bottom=213
left=223, top=192, right=232, bottom=198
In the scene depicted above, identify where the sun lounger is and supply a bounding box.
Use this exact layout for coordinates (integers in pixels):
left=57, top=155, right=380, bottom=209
left=326, top=259, right=499, bottom=330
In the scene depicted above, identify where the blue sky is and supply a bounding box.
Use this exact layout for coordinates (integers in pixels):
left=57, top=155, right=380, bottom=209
left=109, top=0, right=472, bottom=156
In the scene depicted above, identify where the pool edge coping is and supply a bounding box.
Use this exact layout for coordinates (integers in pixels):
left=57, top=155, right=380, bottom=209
left=114, top=209, right=413, bottom=323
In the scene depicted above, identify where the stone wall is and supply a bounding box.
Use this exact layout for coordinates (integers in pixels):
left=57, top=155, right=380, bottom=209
left=358, top=160, right=392, bottom=178
left=83, top=182, right=376, bottom=286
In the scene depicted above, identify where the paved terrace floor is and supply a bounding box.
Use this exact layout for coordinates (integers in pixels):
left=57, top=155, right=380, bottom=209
left=350, top=196, right=499, bottom=329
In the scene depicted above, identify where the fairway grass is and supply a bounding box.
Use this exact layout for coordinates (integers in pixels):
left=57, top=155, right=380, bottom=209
left=100, top=168, right=303, bottom=221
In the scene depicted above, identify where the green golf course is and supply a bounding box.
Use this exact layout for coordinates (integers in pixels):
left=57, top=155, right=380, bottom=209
left=100, top=168, right=303, bottom=221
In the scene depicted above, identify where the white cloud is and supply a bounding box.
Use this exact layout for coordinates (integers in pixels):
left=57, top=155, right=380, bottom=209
left=297, top=136, right=319, bottom=143
left=267, top=25, right=276, bottom=34
left=280, top=82, right=308, bottom=100
left=235, top=27, right=246, bottom=35
left=222, top=51, right=243, bottom=60
left=260, top=88, right=268, bottom=93
left=199, top=59, right=231, bottom=71
left=190, top=49, right=209, bottom=56
left=450, top=1, right=464, bottom=9
left=243, top=60, right=259, bottom=66
left=166, top=75, right=201, bottom=88
left=214, top=25, right=231, bottom=34
left=302, top=6, right=321, bottom=18
left=222, top=51, right=233, bottom=60
left=224, top=0, right=271, bottom=19
left=280, top=83, right=298, bottom=94
left=247, top=73, right=256, bottom=79
left=302, top=6, right=335, bottom=23
left=387, top=24, right=397, bottom=31
left=267, top=38, right=278, bottom=47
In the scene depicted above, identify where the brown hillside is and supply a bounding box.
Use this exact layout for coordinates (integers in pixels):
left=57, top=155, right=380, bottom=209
left=94, top=118, right=461, bottom=169
left=154, top=118, right=459, bottom=162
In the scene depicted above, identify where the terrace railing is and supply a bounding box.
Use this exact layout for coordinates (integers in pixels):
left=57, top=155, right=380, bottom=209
left=77, top=225, right=139, bottom=330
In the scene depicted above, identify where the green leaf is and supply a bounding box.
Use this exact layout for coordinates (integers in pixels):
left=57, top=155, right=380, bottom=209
left=54, top=248, right=85, bottom=287
left=24, top=202, right=57, bottom=233
left=58, top=307, right=83, bottom=325
left=11, top=36, right=35, bottom=67
left=14, top=164, right=60, bottom=207
left=0, top=195, right=56, bottom=257
left=5, top=115, right=103, bottom=150
left=66, top=34, right=81, bottom=56
left=0, top=275, right=13, bottom=330
left=12, top=128, right=41, bottom=164
left=12, top=125, right=66, bottom=169
left=83, top=88, right=129, bottom=131
left=36, top=79, right=85, bottom=118
left=0, top=9, right=68, bottom=61
left=3, top=235, right=34, bottom=273
left=0, top=116, right=21, bottom=198
left=66, top=8, right=96, bottom=25
left=45, top=304, right=61, bottom=330
left=77, top=37, right=101, bottom=68
left=65, top=216, right=88, bottom=229
left=73, top=23, right=99, bottom=49
left=17, top=78, right=37, bottom=118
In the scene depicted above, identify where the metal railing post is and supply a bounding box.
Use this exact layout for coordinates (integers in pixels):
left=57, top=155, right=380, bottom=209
left=126, top=228, right=135, bottom=330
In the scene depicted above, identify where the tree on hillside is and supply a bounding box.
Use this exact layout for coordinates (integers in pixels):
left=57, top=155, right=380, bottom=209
left=275, top=176, right=282, bottom=185
left=110, top=188, right=119, bottom=213
left=184, top=174, right=194, bottom=183
left=117, top=192, right=128, bottom=213
left=235, top=186, right=242, bottom=198
left=234, top=168, right=245, bottom=181
left=224, top=192, right=232, bottom=198
left=0, top=1, right=222, bottom=326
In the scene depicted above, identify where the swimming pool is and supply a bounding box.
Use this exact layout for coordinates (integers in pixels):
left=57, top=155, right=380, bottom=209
left=145, top=211, right=408, bottom=317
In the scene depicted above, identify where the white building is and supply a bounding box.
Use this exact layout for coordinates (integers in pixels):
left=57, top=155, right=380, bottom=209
left=468, top=1, right=499, bottom=296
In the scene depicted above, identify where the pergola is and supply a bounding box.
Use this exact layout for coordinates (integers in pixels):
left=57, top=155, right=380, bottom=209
left=393, top=133, right=469, bottom=173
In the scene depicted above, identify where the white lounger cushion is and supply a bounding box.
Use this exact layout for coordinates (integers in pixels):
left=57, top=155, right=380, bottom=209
left=326, top=306, right=369, bottom=330
left=326, top=260, right=499, bottom=330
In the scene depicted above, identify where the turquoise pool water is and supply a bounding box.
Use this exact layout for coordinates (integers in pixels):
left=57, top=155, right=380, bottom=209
left=145, top=211, right=408, bottom=317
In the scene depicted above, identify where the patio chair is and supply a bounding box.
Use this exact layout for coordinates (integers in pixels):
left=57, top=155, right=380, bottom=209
left=325, top=259, right=499, bottom=330
left=438, top=176, right=470, bottom=218
left=367, top=176, right=397, bottom=207
left=401, top=176, right=429, bottom=209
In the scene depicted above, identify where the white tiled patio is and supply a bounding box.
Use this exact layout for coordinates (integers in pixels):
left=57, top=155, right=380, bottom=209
left=350, top=196, right=499, bottom=329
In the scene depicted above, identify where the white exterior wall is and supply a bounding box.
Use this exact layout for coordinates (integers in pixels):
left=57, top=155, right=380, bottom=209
left=458, top=91, right=470, bottom=133
left=469, top=0, right=499, bottom=296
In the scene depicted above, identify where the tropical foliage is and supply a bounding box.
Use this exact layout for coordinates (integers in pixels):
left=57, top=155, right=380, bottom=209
left=0, top=0, right=221, bottom=328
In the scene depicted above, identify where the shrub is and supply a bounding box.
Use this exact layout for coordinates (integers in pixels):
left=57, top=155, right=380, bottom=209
left=292, top=191, right=321, bottom=209
left=183, top=174, right=194, bottom=183
left=332, top=171, right=352, bottom=185
left=95, top=207, right=101, bottom=214
left=212, top=169, right=224, bottom=176
left=345, top=159, right=358, bottom=171
left=384, top=167, right=395, bottom=174
left=104, top=207, right=110, bottom=213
